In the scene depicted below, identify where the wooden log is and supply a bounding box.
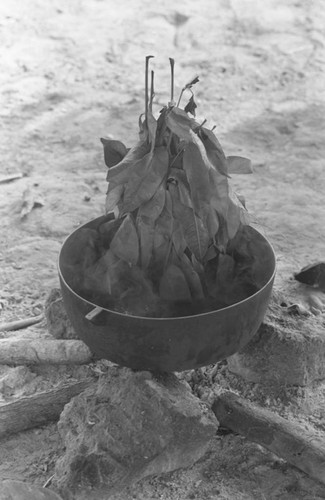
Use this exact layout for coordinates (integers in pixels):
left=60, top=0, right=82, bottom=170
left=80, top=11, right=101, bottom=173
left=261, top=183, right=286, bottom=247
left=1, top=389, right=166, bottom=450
left=212, top=391, right=325, bottom=485
left=0, top=314, right=43, bottom=332
left=0, top=338, right=94, bottom=365
left=0, top=380, right=93, bottom=439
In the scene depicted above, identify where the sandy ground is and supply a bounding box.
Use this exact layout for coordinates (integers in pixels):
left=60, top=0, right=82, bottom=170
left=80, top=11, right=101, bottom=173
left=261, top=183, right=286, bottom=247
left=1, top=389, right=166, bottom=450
left=1, top=0, right=325, bottom=498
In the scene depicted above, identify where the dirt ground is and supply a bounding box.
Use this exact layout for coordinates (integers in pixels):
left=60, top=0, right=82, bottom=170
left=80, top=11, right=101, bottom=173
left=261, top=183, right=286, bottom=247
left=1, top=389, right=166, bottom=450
left=1, top=0, right=325, bottom=498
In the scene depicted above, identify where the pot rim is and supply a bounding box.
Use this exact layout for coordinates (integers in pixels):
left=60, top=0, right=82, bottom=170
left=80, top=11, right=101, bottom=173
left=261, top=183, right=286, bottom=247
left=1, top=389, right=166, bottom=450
left=58, top=219, right=276, bottom=322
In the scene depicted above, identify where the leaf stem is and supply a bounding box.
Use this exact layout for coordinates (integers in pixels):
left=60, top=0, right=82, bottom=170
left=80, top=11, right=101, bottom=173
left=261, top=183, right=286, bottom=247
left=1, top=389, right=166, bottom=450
left=145, top=55, right=154, bottom=124
left=176, top=88, right=184, bottom=107
left=149, top=70, right=155, bottom=112
left=169, top=58, right=175, bottom=107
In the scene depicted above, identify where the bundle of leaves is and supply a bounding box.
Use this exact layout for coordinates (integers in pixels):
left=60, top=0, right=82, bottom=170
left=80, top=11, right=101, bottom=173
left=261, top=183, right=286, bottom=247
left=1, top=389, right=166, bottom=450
left=72, top=59, right=258, bottom=317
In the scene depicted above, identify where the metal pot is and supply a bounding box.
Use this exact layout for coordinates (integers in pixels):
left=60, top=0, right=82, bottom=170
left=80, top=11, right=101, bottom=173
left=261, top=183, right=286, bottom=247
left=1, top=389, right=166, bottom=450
left=58, top=215, right=276, bottom=372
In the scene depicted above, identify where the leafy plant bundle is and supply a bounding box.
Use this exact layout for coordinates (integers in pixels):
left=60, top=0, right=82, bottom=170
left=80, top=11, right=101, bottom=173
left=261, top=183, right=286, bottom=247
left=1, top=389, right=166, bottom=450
left=72, top=57, right=258, bottom=317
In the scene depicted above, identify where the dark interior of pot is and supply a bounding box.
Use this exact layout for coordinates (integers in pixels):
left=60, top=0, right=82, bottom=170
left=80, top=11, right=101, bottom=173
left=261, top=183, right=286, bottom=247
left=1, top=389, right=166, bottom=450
left=58, top=216, right=276, bottom=372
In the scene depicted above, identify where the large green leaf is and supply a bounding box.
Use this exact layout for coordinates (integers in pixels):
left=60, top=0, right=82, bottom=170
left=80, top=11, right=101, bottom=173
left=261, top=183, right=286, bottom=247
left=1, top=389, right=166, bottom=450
left=226, top=156, right=253, bottom=174
left=179, top=253, right=204, bottom=300
left=208, top=167, right=229, bottom=219
left=168, top=168, right=192, bottom=207
left=182, top=137, right=211, bottom=217
left=98, top=218, right=123, bottom=249
left=115, top=265, right=160, bottom=317
left=110, top=214, right=139, bottom=265
left=169, top=182, right=209, bottom=261
left=152, top=191, right=173, bottom=267
left=171, top=220, right=187, bottom=256
left=82, top=249, right=126, bottom=297
left=136, top=216, right=155, bottom=269
left=199, top=127, right=229, bottom=177
left=227, top=186, right=250, bottom=239
left=122, top=146, right=168, bottom=214
left=106, top=140, right=150, bottom=187
left=165, top=106, right=196, bottom=141
left=100, top=138, right=128, bottom=168
left=137, top=183, right=166, bottom=221
left=118, top=152, right=153, bottom=213
left=105, top=184, right=124, bottom=213
left=159, top=264, right=192, bottom=302
left=206, top=206, right=220, bottom=238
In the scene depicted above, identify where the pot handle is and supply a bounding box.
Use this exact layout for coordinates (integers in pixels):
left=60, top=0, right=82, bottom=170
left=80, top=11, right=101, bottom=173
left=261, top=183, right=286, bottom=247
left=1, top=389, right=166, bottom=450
left=85, top=306, right=104, bottom=323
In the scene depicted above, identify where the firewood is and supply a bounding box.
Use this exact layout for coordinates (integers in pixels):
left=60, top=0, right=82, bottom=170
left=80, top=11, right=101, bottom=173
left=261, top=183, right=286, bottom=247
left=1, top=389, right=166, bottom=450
left=0, top=380, right=93, bottom=439
left=0, top=339, right=94, bottom=365
left=212, top=391, right=325, bottom=485
left=0, top=314, right=43, bottom=332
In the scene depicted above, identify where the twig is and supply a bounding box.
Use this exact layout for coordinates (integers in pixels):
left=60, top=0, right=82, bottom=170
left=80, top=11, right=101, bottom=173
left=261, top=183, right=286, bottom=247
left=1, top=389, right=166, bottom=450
left=43, top=474, right=55, bottom=489
left=0, top=314, right=43, bottom=332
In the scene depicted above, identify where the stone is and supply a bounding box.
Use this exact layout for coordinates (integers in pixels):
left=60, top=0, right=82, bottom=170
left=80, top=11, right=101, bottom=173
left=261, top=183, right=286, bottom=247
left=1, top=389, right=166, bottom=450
left=45, top=288, right=77, bottom=339
left=227, top=293, right=325, bottom=386
left=53, top=367, right=218, bottom=499
left=0, top=480, right=63, bottom=500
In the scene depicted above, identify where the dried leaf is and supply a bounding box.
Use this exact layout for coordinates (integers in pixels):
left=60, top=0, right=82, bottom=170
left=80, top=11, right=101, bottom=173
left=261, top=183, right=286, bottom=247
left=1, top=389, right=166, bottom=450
left=184, top=75, right=199, bottom=89
left=110, top=214, right=139, bottom=265
left=123, top=146, right=169, bottom=214
left=227, top=156, right=253, bottom=174
left=184, top=95, right=197, bottom=116
left=20, top=188, right=45, bottom=219
left=100, top=138, right=128, bottom=168
left=159, top=264, right=191, bottom=302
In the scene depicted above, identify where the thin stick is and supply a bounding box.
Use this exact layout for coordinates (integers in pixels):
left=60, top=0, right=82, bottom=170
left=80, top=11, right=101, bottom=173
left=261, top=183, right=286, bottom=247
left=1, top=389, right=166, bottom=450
left=0, top=314, right=43, bottom=332
left=0, top=173, right=23, bottom=184
left=169, top=58, right=175, bottom=106
left=145, top=55, right=154, bottom=124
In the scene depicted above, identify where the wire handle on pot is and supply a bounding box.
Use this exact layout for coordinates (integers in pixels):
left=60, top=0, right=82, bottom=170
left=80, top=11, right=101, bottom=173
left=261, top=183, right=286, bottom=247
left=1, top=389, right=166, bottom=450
left=85, top=306, right=104, bottom=322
